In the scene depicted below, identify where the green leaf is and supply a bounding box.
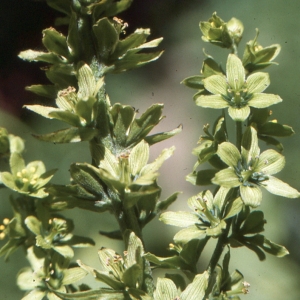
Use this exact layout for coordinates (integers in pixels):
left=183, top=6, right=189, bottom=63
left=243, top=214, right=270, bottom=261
left=122, top=264, right=142, bottom=288
left=154, top=278, right=178, bottom=300
left=259, top=122, right=294, bottom=137
left=262, top=176, right=300, bottom=198
left=18, top=49, right=63, bottom=64
left=240, top=210, right=265, bottom=235
left=260, top=237, right=289, bottom=257
left=180, top=271, right=209, bottom=300
left=224, top=197, right=243, bottom=219
left=186, top=169, right=218, bottom=186
left=202, top=57, right=224, bottom=77
left=155, top=192, right=181, bottom=212
left=42, top=28, right=70, bottom=59
left=33, top=127, right=98, bottom=143
left=159, top=212, right=199, bottom=227
left=143, top=253, right=189, bottom=270
left=93, top=269, right=125, bottom=290
left=181, top=75, right=204, bottom=89
left=145, top=124, right=183, bottom=145
left=241, top=126, right=259, bottom=161
left=53, top=288, right=125, bottom=299
left=109, top=50, right=164, bottom=74
left=25, top=84, right=57, bottom=99
left=70, top=163, right=106, bottom=197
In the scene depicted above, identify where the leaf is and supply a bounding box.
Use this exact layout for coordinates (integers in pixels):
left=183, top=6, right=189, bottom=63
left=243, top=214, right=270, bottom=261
left=122, top=264, right=142, bottom=288
left=186, top=169, right=218, bottom=186
left=33, top=127, right=98, bottom=143
left=145, top=124, right=183, bottom=145
left=53, top=245, right=74, bottom=258
left=240, top=210, right=265, bottom=235
left=25, top=84, right=57, bottom=99
left=93, top=269, right=125, bottom=290
left=42, top=28, right=70, bottom=59
left=174, top=226, right=206, bottom=244
left=53, top=288, right=125, bottom=299
left=181, top=75, right=204, bottom=89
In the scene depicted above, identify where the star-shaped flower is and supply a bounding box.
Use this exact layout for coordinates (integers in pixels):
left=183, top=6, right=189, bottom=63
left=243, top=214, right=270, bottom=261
left=195, top=54, right=282, bottom=121
left=212, top=127, right=299, bottom=207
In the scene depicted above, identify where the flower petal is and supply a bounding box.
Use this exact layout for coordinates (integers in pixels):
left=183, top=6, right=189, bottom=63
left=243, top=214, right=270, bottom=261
left=195, top=95, right=229, bottom=109
left=212, top=168, right=240, bottom=188
left=203, top=75, right=227, bottom=95
left=248, top=93, right=282, bottom=108
left=228, top=106, right=250, bottom=121
left=240, top=184, right=262, bottom=207
left=226, top=54, right=245, bottom=90
left=261, top=176, right=300, bottom=198
left=217, top=142, right=241, bottom=167
left=246, top=72, right=270, bottom=93
left=256, top=149, right=285, bottom=175
left=241, top=126, right=260, bottom=164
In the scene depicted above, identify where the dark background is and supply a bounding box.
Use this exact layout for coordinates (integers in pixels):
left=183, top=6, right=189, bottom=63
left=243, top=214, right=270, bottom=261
left=1, top=1, right=300, bottom=299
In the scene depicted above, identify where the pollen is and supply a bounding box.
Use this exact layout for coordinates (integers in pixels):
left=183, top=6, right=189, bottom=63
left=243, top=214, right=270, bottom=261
left=3, top=218, right=10, bottom=225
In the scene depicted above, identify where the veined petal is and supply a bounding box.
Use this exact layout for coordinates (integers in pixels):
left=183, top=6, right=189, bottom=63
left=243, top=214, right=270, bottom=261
left=246, top=72, right=270, bottom=93
left=195, top=95, right=229, bottom=109
left=261, top=176, right=300, bottom=198
left=203, top=75, right=227, bottom=95
left=212, top=168, right=240, bottom=188
left=256, top=149, right=285, bottom=175
left=240, top=184, right=262, bottom=207
left=217, top=142, right=241, bottom=167
left=241, top=126, right=260, bottom=164
left=226, top=54, right=245, bottom=90
left=248, top=93, right=282, bottom=108
left=228, top=106, right=250, bottom=121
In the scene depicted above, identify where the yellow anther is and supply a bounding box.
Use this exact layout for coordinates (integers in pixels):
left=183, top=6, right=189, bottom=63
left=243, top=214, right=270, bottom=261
left=0, top=225, right=5, bottom=230
left=21, top=169, right=27, bottom=175
left=0, top=232, right=5, bottom=240
left=22, top=178, right=29, bottom=183
left=16, top=172, right=22, bottom=178
left=3, top=218, right=9, bottom=225
left=30, top=180, right=37, bottom=185
left=29, top=167, right=36, bottom=173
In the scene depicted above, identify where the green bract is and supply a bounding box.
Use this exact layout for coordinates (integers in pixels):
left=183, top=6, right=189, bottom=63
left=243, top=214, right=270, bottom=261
left=1, top=153, right=57, bottom=198
left=196, top=54, right=282, bottom=121
left=212, top=127, right=299, bottom=206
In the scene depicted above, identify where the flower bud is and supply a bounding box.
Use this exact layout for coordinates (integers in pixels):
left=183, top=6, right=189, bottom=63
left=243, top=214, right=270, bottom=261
left=226, top=17, right=244, bottom=45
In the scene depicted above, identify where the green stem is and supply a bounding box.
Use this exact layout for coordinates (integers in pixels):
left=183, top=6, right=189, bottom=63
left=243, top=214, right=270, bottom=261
left=207, top=218, right=232, bottom=276
left=236, top=121, right=243, bottom=150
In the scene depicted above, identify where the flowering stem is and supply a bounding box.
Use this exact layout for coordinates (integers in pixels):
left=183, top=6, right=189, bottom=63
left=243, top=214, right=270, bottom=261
left=236, top=121, right=243, bottom=150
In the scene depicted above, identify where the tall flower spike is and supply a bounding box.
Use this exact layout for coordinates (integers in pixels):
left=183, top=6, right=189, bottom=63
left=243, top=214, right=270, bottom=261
left=195, top=54, right=282, bottom=121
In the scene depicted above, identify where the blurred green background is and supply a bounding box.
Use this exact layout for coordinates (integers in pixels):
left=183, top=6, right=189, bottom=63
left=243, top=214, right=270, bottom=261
left=1, top=0, right=300, bottom=299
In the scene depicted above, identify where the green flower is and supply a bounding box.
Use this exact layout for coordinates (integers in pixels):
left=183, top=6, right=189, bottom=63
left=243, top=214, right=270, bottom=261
left=195, top=54, right=282, bottom=121
left=200, top=12, right=243, bottom=48
left=160, top=188, right=243, bottom=243
left=243, top=29, right=281, bottom=73
left=0, top=153, right=56, bottom=198
left=24, top=63, right=102, bottom=128
left=212, top=127, right=299, bottom=207
left=17, top=246, right=88, bottom=299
